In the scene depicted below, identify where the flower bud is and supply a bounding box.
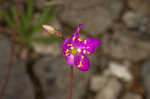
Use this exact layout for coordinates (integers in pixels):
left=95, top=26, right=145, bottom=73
left=42, top=24, right=56, bottom=35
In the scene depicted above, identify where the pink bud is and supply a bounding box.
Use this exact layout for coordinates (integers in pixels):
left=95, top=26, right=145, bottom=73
left=42, top=24, right=56, bottom=34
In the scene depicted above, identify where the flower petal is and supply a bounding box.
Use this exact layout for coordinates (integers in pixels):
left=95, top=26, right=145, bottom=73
left=69, top=24, right=83, bottom=45
left=77, top=54, right=90, bottom=71
left=62, top=37, right=71, bottom=55
left=82, top=38, right=100, bottom=55
left=62, top=37, right=70, bottom=46
left=74, top=24, right=83, bottom=34
left=65, top=53, right=79, bottom=66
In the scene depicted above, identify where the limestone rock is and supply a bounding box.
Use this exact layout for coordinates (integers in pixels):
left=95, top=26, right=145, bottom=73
left=121, top=92, right=141, bottom=99
left=34, top=56, right=90, bottom=99
left=109, top=61, right=132, bottom=82
left=128, top=0, right=150, bottom=16
left=141, top=60, right=150, bottom=99
left=95, top=77, right=122, bottom=99
left=0, top=35, right=34, bottom=99
left=57, top=0, right=123, bottom=36
left=102, top=26, right=150, bottom=61
left=32, top=42, right=61, bottom=56
left=90, top=75, right=108, bottom=92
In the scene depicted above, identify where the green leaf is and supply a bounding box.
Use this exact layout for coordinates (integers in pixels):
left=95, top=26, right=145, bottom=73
left=31, top=6, right=56, bottom=34
left=17, top=0, right=34, bottom=37
left=23, top=0, right=33, bottom=30
left=11, top=7, right=17, bottom=22
left=26, top=0, right=33, bottom=21
left=19, top=11, right=29, bottom=36
left=1, top=10, right=14, bottom=27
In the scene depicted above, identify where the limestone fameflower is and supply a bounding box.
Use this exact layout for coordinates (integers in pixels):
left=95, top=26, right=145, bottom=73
left=43, top=24, right=101, bottom=99
left=62, top=24, right=100, bottom=71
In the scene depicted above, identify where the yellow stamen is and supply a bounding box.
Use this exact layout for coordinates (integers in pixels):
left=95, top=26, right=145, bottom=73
left=78, top=61, right=82, bottom=67
left=84, top=40, right=87, bottom=44
left=72, top=36, right=76, bottom=41
left=87, top=51, right=90, bottom=54
left=81, top=56, right=84, bottom=59
left=83, top=50, right=86, bottom=54
left=65, top=49, right=69, bottom=53
left=65, top=53, right=69, bottom=56
left=67, top=44, right=72, bottom=46
left=78, top=38, right=82, bottom=41
left=71, top=47, right=74, bottom=50
left=87, top=46, right=90, bottom=49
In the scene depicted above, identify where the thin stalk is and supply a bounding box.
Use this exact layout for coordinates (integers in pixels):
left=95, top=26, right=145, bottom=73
left=0, top=41, right=15, bottom=98
left=69, top=66, right=73, bottom=99
left=0, top=0, right=21, bottom=98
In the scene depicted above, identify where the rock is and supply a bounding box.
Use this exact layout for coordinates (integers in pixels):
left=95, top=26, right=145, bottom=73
left=128, top=0, right=150, bottom=16
left=32, top=42, right=61, bottom=56
left=121, top=92, right=141, bottom=99
left=122, top=11, right=140, bottom=28
left=141, top=60, right=150, bottom=99
left=35, top=0, right=47, bottom=10
left=123, top=11, right=150, bottom=33
left=109, top=61, right=132, bottom=82
left=34, top=56, right=90, bottom=99
left=57, top=0, right=123, bottom=36
left=90, top=54, right=109, bottom=72
left=0, top=35, right=34, bottom=99
left=102, top=26, right=150, bottom=61
left=90, top=75, right=108, bottom=92
left=95, top=77, right=122, bottom=99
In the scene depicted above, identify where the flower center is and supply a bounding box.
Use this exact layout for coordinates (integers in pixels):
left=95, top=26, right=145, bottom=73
left=71, top=48, right=77, bottom=54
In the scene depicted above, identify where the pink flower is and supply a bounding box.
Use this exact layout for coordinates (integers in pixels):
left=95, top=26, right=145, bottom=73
left=62, top=24, right=100, bottom=71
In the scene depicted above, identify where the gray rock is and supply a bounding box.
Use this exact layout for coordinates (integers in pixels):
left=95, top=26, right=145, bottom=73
left=34, top=56, right=91, bottom=99
left=123, top=11, right=141, bottom=28
left=90, top=75, right=109, bottom=92
left=0, top=35, right=34, bottom=99
left=95, top=77, right=122, bottom=99
left=121, top=92, right=141, bottom=99
left=141, top=60, right=150, bottom=99
left=123, top=11, right=150, bottom=33
left=109, top=61, right=132, bottom=82
left=102, top=26, right=150, bottom=61
left=128, top=0, right=150, bottom=16
left=57, top=0, right=123, bottom=36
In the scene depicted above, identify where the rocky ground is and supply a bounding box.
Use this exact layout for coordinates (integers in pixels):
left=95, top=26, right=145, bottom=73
left=0, top=0, right=150, bottom=99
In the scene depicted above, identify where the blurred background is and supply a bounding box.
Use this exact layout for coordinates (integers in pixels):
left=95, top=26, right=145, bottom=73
left=0, top=0, right=150, bottom=99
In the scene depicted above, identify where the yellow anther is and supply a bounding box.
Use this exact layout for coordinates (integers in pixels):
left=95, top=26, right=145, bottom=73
left=81, top=56, right=84, bottom=59
left=83, top=50, right=86, bottom=54
left=78, top=38, right=82, bottom=41
left=71, top=47, right=74, bottom=50
left=65, top=53, right=69, bottom=56
left=84, top=40, right=87, bottom=44
left=87, top=46, right=90, bottom=49
left=78, top=61, right=82, bottom=67
left=65, top=49, right=69, bottom=53
left=83, top=47, right=85, bottom=49
left=87, top=51, right=90, bottom=54
left=72, top=36, right=76, bottom=41
left=67, top=44, right=72, bottom=46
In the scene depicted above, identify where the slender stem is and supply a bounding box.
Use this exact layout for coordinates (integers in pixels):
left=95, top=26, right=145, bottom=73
left=0, top=40, right=15, bottom=99
left=0, top=0, right=21, bottom=98
left=69, top=66, right=73, bottom=99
